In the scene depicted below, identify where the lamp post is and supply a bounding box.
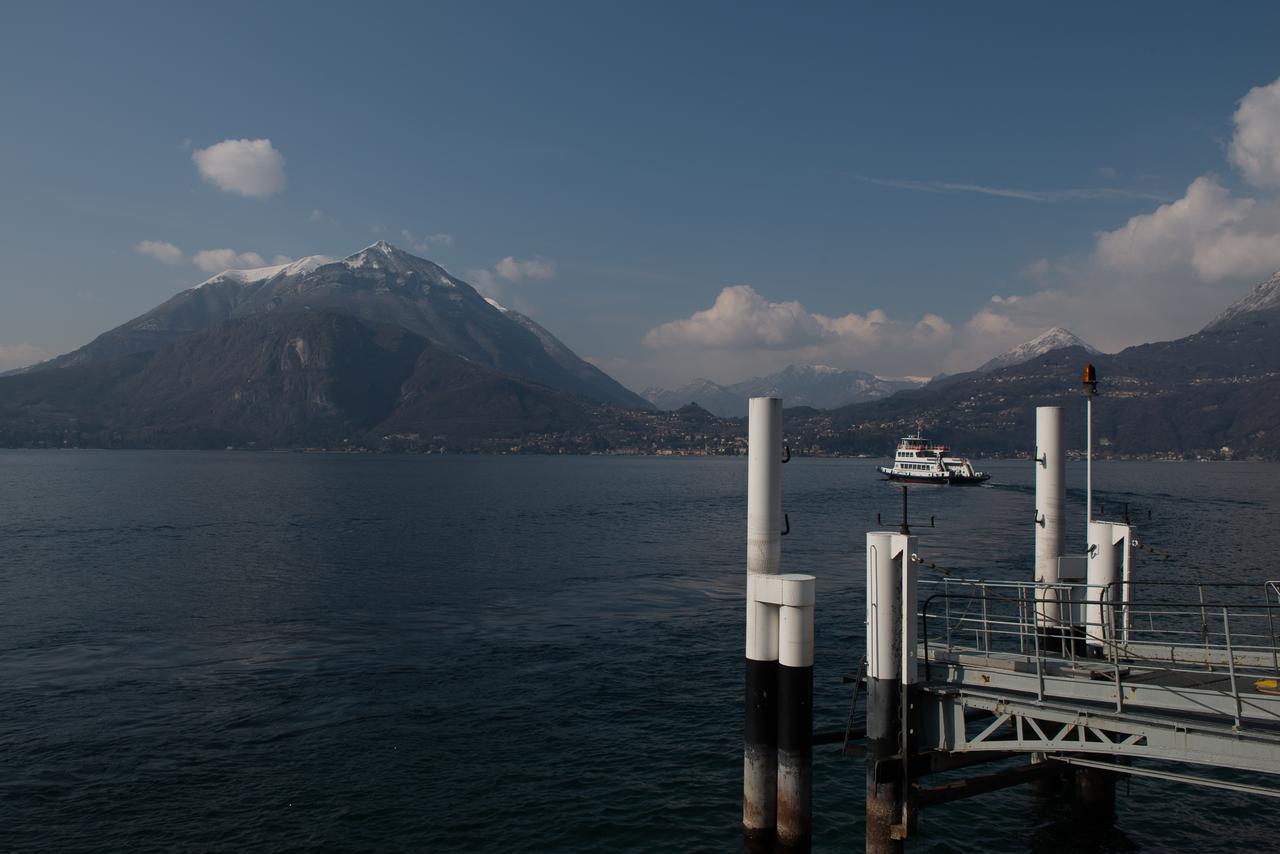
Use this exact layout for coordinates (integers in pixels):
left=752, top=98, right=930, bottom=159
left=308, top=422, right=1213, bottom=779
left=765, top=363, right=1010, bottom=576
left=1083, top=363, right=1098, bottom=545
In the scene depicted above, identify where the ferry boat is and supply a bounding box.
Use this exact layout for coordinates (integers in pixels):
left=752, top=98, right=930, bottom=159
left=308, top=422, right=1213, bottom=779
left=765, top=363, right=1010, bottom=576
left=877, top=434, right=990, bottom=484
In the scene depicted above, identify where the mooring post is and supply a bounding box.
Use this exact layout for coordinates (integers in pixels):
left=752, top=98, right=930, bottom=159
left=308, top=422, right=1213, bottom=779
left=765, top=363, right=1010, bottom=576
left=865, top=531, right=916, bottom=853
left=776, top=574, right=815, bottom=851
left=1085, top=521, right=1119, bottom=656
left=1034, top=406, right=1065, bottom=648
left=745, top=397, right=782, bottom=850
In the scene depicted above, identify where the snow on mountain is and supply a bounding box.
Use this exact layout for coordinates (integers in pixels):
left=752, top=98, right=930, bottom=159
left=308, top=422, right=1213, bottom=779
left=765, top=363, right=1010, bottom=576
left=978, top=327, right=1099, bottom=373
left=26, top=242, right=648, bottom=408
left=1203, top=271, right=1280, bottom=331
left=196, top=255, right=336, bottom=288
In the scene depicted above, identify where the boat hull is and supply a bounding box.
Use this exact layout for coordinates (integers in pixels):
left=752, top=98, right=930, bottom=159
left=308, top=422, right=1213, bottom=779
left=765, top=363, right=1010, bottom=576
left=878, top=467, right=949, bottom=484
left=878, top=467, right=990, bottom=485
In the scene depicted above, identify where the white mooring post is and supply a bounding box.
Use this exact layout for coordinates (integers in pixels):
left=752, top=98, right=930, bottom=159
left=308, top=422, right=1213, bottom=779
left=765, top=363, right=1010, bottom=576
left=744, top=397, right=782, bottom=849
left=1034, top=406, right=1066, bottom=640
left=865, top=531, right=917, bottom=853
left=776, top=573, right=815, bottom=850
left=1086, top=521, right=1131, bottom=654
left=743, top=396, right=815, bottom=852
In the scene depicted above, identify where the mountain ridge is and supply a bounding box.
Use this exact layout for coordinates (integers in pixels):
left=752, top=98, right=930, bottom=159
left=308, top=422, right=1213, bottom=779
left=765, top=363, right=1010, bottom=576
left=20, top=242, right=647, bottom=409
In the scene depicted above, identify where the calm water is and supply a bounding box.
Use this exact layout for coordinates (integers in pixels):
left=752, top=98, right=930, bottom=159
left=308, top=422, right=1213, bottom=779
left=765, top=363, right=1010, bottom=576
left=2, top=451, right=1278, bottom=852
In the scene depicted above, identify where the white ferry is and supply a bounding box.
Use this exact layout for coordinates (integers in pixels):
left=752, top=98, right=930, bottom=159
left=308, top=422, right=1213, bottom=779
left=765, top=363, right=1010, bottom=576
left=877, top=434, right=990, bottom=485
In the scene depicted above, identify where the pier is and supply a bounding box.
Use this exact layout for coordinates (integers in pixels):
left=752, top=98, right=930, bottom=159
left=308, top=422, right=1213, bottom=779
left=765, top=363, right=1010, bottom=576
left=742, top=385, right=1280, bottom=852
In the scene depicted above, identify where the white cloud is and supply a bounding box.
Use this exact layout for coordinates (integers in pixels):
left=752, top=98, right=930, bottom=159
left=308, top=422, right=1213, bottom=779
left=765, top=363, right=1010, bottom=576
left=401, top=229, right=455, bottom=253
left=645, top=286, right=825, bottom=349
left=1230, top=77, right=1280, bottom=188
left=1020, top=257, right=1051, bottom=280
left=134, top=239, right=184, bottom=265
left=495, top=255, right=555, bottom=281
left=309, top=209, right=325, bottom=222
left=0, top=342, right=51, bottom=372
left=192, top=248, right=268, bottom=273
left=1093, top=175, right=1253, bottom=274
left=192, top=138, right=286, bottom=199
left=270, top=254, right=293, bottom=265
left=643, top=285, right=954, bottom=376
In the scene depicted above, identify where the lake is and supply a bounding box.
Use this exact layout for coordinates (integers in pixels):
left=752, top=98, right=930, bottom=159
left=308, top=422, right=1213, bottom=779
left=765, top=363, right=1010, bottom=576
left=2, top=451, right=1278, bottom=851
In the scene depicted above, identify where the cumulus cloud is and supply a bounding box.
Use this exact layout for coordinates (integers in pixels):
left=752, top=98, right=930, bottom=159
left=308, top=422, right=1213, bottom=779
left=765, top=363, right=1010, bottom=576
left=1093, top=175, right=1253, bottom=274
left=0, top=342, right=51, bottom=372
left=192, top=138, right=286, bottom=199
left=192, top=248, right=268, bottom=273
left=495, top=256, right=556, bottom=281
left=1230, top=78, right=1280, bottom=188
left=963, top=77, right=1280, bottom=363
left=643, top=286, right=954, bottom=377
left=134, top=239, right=184, bottom=265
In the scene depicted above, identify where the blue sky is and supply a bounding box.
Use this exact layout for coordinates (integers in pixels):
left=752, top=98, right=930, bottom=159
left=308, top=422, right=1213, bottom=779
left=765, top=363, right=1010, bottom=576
left=4, top=2, right=1280, bottom=388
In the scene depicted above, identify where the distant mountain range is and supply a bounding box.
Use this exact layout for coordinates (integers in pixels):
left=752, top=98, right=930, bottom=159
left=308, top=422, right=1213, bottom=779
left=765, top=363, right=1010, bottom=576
left=643, top=365, right=927, bottom=416
left=794, top=276, right=1280, bottom=459
left=643, top=328, right=1100, bottom=416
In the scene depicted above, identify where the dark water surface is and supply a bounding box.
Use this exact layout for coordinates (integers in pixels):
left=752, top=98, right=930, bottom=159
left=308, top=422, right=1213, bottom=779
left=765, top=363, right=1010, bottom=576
left=2, top=451, right=1278, bottom=852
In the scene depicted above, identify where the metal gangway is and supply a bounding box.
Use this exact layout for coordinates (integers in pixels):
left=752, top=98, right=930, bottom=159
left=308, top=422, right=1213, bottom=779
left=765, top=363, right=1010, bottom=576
left=915, top=576, right=1280, bottom=794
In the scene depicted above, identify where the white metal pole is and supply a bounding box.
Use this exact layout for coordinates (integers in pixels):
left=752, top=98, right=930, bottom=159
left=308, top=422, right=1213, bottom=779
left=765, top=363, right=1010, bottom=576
left=1086, top=395, right=1093, bottom=548
left=744, top=396, right=782, bottom=848
left=1035, top=407, right=1065, bottom=627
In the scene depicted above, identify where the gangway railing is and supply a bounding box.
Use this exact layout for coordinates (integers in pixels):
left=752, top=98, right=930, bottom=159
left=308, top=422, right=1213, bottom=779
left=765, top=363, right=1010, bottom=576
left=918, top=578, right=1280, bottom=730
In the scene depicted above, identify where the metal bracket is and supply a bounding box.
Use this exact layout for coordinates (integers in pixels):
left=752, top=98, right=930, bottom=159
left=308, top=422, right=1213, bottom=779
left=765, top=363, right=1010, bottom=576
left=781, top=445, right=791, bottom=464
left=781, top=513, right=790, bottom=536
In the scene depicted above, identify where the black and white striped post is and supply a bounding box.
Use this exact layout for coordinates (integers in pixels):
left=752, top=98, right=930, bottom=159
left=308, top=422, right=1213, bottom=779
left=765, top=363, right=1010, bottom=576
left=744, top=397, right=816, bottom=852
left=776, top=573, right=815, bottom=850
left=865, top=530, right=917, bottom=853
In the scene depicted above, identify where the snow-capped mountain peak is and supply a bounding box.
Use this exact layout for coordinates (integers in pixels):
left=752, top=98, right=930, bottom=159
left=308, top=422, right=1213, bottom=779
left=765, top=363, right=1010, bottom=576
left=978, top=327, right=1099, bottom=372
left=195, top=254, right=335, bottom=289
left=1203, top=271, right=1280, bottom=331
left=340, top=241, right=457, bottom=287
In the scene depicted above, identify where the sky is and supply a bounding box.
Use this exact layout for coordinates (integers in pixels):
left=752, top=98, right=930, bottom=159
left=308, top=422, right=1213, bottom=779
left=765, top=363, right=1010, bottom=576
left=4, top=3, right=1280, bottom=390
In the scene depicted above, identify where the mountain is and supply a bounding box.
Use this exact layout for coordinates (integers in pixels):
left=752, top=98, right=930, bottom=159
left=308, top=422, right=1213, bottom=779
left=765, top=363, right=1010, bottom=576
left=643, top=365, right=926, bottom=417
left=0, top=310, right=595, bottom=448
left=643, top=378, right=743, bottom=417
left=20, top=242, right=647, bottom=409
left=1203, top=271, right=1280, bottom=331
left=801, top=274, right=1280, bottom=459
left=978, top=327, right=1099, bottom=372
